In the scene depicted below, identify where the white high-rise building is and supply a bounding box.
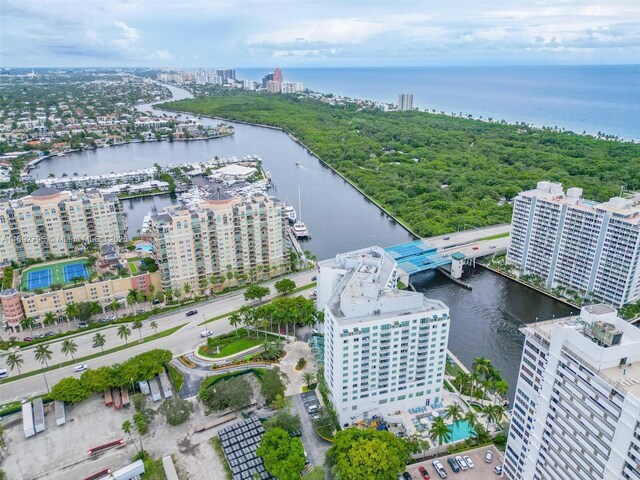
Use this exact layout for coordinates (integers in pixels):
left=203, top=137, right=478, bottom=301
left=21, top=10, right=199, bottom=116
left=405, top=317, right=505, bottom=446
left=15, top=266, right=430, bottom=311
left=507, top=181, right=640, bottom=307
left=281, top=81, right=303, bottom=93
left=318, top=246, right=450, bottom=425
left=398, top=93, right=414, bottom=111
left=504, top=305, right=640, bottom=480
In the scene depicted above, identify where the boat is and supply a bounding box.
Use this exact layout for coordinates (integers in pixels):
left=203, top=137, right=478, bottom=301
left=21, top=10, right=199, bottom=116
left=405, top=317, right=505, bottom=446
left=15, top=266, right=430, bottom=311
left=283, top=201, right=297, bottom=223
left=295, top=161, right=300, bottom=166
left=292, top=187, right=309, bottom=238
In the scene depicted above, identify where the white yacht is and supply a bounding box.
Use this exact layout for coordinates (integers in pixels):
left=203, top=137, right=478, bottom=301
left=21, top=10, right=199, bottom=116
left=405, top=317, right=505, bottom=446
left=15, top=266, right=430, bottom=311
left=283, top=201, right=297, bottom=223
left=292, top=187, right=309, bottom=238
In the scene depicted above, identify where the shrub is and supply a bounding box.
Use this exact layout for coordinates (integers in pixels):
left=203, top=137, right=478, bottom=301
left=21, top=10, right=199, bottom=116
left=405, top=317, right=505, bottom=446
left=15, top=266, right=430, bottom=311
left=295, top=358, right=306, bottom=370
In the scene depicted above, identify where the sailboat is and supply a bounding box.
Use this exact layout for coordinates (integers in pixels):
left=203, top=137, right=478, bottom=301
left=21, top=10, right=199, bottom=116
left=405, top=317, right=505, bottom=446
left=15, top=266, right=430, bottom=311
left=292, top=187, right=309, bottom=238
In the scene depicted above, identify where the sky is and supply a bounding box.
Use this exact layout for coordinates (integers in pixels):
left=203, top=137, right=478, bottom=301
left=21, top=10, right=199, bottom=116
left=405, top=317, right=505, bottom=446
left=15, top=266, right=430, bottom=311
left=1, top=0, right=639, bottom=68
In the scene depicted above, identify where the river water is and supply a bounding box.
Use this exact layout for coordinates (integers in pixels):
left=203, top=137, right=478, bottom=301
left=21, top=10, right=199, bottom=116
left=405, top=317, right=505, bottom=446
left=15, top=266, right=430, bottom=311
left=33, top=84, right=572, bottom=399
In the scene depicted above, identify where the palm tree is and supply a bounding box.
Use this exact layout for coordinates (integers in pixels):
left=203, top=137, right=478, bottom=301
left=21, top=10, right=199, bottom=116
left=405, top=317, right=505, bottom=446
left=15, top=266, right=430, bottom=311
left=61, top=339, right=78, bottom=361
left=132, top=320, right=143, bottom=342
left=473, top=356, right=492, bottom=380
left=239, top=305, right=255, bottom=337
left=43, top=312, right=57, bottom=327
left=6, top=352, right=23, bottom=374
left=118, top=325, right=132, bottom=344
left=34, top=344, right=53, bottom=392
left=464, top=410, right=478, bottom=430
left=93, top=332, right=106, bottom=352
left=453, top=372, right=471, bottom=395
left=183, top=283, right=191, bottom=299
left=302, top=372, right=315, bottom=389
left=127, top=289, right=139, bottom=308
left=122, top=419, right=139, bottom=454
left=229, top=312, right=241, bottom=336
left=150, top=320, right=158, bottom=338
left=65, top=303, right=80, bottom=326
left=109, top=299, right=120, bottom=319
left=429, top=416, right=452, bottom=447
left=20, top=317, right=36, bottom=336
left=444, top=404, right=464, bottom=425
left=483, top=404, right=506, bottom=427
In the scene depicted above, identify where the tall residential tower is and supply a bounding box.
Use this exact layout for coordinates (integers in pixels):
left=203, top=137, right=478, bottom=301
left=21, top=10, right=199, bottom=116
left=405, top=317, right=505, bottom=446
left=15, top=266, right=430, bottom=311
left=507, top=181, right=640, bottom=307
left=318, top=246, right=450, bottom=425
left=398, top=93, right=414, bottom=111
left=504, top=305, right=640, bottom=480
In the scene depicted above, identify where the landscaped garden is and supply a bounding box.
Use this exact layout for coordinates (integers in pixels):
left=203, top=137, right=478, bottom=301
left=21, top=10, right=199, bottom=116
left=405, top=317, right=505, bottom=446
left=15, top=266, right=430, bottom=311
left=198, top=328, right=282, bottom=358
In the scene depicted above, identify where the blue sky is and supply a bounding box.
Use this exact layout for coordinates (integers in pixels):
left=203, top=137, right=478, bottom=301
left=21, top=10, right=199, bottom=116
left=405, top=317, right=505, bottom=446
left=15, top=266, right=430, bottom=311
left=2, top=0, right=639, bottom=67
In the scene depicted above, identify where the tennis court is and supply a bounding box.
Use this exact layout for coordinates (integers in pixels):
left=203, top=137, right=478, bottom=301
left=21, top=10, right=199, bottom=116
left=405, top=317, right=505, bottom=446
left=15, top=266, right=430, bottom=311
left=26, top=269, right=53, bottom=290
left=22, top=259, right=91, bottom=291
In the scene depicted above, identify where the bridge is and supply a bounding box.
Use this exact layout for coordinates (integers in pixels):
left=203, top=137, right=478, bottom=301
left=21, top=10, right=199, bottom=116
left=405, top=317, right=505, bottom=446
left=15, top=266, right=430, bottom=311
left=384, top=224, right=511, bottom=277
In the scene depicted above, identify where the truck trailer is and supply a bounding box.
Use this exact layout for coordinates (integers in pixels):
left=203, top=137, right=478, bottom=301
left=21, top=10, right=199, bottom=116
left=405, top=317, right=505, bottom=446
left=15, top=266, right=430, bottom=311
left=149, top=376, right=162, bottom=402
left=22, top=402, right=35, bottom=438
left=55, top=400, right=66, bottom=426
left=158, top=370, right=173, bottom=399
left=33, top=397, right=45, bottom=433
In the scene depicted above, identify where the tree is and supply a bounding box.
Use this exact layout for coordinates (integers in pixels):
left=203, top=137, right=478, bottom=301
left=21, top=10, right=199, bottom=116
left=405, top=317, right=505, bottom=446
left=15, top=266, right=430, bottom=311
left=256, top=427, right=306, bottom=480
left=118, top=325, right=132, bottom=344
left=92, top=332, right=106, bottom=352
left=274, top=279, right=296, bottom=296
left=50, top=377, right=90, bottom=403
left=260, top=367, right=287, bottom=405
left=65, top=303, right=80, bottom=325
left=158, top=397, right=194, bottom=426
left=302, top=372, right=315, bottom=389
left=34, top=344, right=53, bottom=392
left=150, top=320, right=158, bottom=338
left=464, top=410, right=478, bottom=430
left=229, top=312, right=241, bottom=336
left=80, top=366, right=113, bottom=393
left=473, top=356, right=493, bottom=380
left=6, top=352, right=23, bottom=374
left=19, top=317, right=36, bottom=335
left=183, top=283, right=191, bottom=298
left=133, top=411, right=148, bottom=451
left=244, top=285, right=270, bottom=304
left=61, top=339, right=78, bottom=361
left=77, top=301, right=102, bottom=322
left=264, top=410, right=302, bottom=434
left=312, top=406, right=337, bottom=438
left=201, top=376, right=252, bottom=411
left=127, top=289, right=139, bottom=307
left=429, top=417, right=452, bottom=446
left=43, top=312, right=57, bottom=327
left=122, top=420, right=139, bottom=454
left=444, top=403, right=464, bottom=425
left=132, top=320, right=143, bottom=342
left=109, top=299, right=121, bottom=318
left=326, top=428, right=409, bottom=480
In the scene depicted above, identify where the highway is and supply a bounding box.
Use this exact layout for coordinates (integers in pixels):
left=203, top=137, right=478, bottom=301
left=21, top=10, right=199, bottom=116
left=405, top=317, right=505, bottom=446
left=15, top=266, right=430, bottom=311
left=0, top=269, right=316, bottom=403
left=424, top=223, right=511, bottom=250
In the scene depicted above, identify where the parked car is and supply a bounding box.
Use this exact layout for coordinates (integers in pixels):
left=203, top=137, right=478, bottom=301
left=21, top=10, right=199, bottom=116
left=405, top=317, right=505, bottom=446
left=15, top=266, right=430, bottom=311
left=418, top=466, right=430, bottom=479
left=73, top=364, right=88, bottom=373
left=200, top=330, right=213, bottom=338
left=485, top=451, right=494, bottom=463
left=106, top=314, right=117, bottom=320
left=472, top=246, right=479, bottom=250
left=455, top=456, right=468, bottom=470
left=447, top=458, right=460, bottom=473
left=432, top=460, right=448, bottom=479
left=304, top=450, right=309, bottom=465
left=311, top=328, right=319, bottom=335
left=186, top=310, right=198, bottom=317
left=289, top=429, right=302, bottom=437
left=34, top=333, right=45, bottom=339
left=92, top=342, right=101, bottom=348
left=23, top=336, right=34, bottom=342
left=0, top=369, right=8, bottom=379
left=44, top=331, right=55, bottom=337
left=494, top=465, right=503, bottom=475
left=402, top=472, right=413, bottom=480
left=78, top=322, right=89, bottom=329
left=463, top=455, right=474, bottom=468
left=489, top=244, right=497, bottom=249
left=98, top=318, right=108, bottom=324
left=311, top=276, right=317, bottom=281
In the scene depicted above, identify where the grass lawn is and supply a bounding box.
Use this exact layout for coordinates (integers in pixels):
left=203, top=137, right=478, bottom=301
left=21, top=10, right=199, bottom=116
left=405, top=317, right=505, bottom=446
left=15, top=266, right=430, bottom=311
left=128, top=258, right=140, bottom=274
left=478, top=232, right=510, bottom=241
left=142, top=457, right=167, bottom=480
left=445, top=357, right=464, bottom=377
left=198, top=329, right=272, bottom=358
left=21, top=257, right=91, bottom=291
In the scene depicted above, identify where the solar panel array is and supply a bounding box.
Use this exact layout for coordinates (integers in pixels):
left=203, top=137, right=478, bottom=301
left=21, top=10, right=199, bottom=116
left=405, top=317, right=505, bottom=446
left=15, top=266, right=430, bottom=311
left=219, top=418, right=274, bottom=480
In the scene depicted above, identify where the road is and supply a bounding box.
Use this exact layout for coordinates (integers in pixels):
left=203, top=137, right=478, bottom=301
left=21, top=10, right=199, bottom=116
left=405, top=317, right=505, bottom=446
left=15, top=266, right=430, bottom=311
left=425, top=224, right=511, bottom=250
left=0, top=269, right=316, bottom=403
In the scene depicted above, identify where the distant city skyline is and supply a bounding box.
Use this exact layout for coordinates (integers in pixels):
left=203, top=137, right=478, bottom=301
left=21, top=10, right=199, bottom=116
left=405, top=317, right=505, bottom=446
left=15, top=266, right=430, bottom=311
left=2, top=0, right=639, bottom=68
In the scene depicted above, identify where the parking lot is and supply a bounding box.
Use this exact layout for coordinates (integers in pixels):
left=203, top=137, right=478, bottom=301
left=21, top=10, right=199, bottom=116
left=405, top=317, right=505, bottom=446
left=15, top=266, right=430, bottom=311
left=291, top=391, right=331, bottom=471
left=406, top=445, right=504, bottom=480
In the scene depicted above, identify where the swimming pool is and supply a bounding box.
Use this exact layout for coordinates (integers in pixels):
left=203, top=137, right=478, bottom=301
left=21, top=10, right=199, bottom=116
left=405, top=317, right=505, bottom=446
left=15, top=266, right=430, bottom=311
left=135, top=243, right=154, bottom=252
left=449, top=420, right=475, bottom=442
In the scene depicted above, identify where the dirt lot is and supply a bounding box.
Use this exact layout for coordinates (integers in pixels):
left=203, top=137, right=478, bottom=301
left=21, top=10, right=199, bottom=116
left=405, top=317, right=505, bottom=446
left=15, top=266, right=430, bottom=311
left=406, top=445, right=505, bottom=480
left=0, top=393, right=236, bottom=479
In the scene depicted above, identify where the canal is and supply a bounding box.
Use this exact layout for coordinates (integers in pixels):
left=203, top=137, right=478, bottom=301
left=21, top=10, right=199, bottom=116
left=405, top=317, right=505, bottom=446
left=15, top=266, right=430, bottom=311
left=34, top=84, right=572, bottom=399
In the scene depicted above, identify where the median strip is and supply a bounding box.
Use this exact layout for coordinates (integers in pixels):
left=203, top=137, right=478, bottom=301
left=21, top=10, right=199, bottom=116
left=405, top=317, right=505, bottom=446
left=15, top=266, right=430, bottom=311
left=1, top=323, right=187, bottom=384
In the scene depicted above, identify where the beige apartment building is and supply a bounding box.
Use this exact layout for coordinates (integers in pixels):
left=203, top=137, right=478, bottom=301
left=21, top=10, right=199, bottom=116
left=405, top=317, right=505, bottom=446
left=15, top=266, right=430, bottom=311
left=1, top=271, right=160, bottom=329
left=148, top=191, right=289, bottom=294
left=0, top=187, right=127, bottom=263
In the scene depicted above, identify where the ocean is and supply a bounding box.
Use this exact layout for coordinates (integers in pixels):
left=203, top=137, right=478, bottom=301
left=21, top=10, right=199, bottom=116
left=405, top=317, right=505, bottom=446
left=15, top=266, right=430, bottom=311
left=237, top=65, right=640, bottom=141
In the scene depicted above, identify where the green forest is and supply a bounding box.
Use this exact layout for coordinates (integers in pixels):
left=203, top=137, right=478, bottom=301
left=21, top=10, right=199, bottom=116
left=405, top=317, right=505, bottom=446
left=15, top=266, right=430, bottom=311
left=163, top=92, right=640, bottom=236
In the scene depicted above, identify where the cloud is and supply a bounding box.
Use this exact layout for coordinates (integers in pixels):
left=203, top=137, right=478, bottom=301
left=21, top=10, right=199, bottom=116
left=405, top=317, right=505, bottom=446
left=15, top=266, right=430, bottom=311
left=113, top=21, right=140, bottom=50
left=149, top=49, right=174, bottom=61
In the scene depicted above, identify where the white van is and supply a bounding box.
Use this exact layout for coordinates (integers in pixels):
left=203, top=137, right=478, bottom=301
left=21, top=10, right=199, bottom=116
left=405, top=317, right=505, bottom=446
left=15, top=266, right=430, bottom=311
left=0, top=368, right=8, bottom=379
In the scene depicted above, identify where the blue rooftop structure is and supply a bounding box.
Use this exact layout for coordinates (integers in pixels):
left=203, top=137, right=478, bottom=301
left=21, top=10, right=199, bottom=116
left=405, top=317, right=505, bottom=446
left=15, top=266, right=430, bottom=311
left=384, top=240, right=452, bottom=275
